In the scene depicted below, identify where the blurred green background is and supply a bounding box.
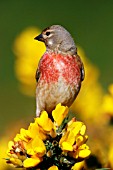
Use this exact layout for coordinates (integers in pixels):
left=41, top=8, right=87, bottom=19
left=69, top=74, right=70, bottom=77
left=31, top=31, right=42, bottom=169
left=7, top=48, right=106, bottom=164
left=0, top=0, right=113, bottom=135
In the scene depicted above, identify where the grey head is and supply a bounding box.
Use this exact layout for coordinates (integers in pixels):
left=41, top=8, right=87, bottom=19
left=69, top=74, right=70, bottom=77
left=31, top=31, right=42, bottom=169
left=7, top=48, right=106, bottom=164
left=34, top=25, right=77, bottom=55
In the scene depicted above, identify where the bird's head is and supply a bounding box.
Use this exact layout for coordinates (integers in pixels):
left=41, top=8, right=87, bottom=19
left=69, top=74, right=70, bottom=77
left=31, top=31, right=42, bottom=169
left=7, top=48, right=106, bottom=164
left=34, top=25, right=77, bottom=55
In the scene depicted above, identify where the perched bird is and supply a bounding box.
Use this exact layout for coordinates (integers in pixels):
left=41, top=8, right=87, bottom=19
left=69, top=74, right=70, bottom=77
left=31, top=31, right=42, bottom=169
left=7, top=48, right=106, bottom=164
left=34, top=25, right=84, bottom=117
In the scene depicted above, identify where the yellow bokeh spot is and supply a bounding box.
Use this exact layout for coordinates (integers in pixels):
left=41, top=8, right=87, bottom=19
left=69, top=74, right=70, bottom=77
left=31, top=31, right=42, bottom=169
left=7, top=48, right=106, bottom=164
left=108, top=144, right=113, bottom=169
left=71, top=46, right=104, bottom=120
left=13, top=27, right=46, bottom=96
left=109, top=84, right=113, bottom=95
left=100, top=90, right=113, bottom=116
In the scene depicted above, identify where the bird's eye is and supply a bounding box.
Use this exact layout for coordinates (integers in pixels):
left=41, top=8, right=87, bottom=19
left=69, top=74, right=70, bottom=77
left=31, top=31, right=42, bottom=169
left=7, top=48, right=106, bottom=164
left=46, top=31, right=51, bottom=36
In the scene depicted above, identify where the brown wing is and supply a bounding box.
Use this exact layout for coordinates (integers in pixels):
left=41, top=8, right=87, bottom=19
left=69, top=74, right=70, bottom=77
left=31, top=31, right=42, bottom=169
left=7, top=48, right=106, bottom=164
left=81, top=63, right=85, bottom=81
left=35, top=68, right=40, bottom=82
left=75, top=54, right=85, bottom=82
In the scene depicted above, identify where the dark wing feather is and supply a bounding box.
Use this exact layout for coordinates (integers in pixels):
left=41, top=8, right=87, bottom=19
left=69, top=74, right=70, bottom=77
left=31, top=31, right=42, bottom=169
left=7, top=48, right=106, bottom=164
left=75, top=54, right=85, bottom=82
left=81, top=64, right=85, bottom=81
left=35, top=68, right=40, bottom=82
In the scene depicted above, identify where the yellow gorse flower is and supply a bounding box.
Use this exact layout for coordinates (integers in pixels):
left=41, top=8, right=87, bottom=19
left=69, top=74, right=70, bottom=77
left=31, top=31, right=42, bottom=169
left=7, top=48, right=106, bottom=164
left=6, top=103, right=90, bottom=169
left=59, top=119, right=90, bottom=159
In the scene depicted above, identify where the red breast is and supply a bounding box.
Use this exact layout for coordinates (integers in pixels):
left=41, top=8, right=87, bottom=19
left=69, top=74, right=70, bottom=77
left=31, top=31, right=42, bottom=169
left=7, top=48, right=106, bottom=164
left=39, top=52, right=81, bottom=86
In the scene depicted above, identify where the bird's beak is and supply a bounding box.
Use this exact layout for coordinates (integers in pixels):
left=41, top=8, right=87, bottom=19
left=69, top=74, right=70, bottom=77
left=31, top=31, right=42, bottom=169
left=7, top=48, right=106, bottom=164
left=34, top=34, right=44, bottom=42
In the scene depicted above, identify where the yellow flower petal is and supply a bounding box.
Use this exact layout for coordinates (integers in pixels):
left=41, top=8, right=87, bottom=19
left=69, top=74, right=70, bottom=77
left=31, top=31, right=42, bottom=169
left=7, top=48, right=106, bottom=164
left=26, top=136, right=46, bottom=157
left=49, top=128, right=57, bottom=138
left=67, top=131, right=76, bottom=145
left=20, top=128, right=31, bottom=140
left=36, top=111, right=53, bottom=131
left=72, top=161, right=85, bottom=170
left=14, top=134, right=21, bottom=142
left=76, top=135, right=88, bottom=147
left=8, top=141, right=14, bottom=150
left=28, top=122, right=39, bottom=138
left=9, top=157, right=23, bottom=166
left=67, top=122, right=83, bottom=136
left=48, top=165, right=59, bottom=170
left=78, top=144, right=91, bottom=158
left=61, top=131, right=75, bottom=146
left=32, top=136, right=46, bottom=154
left=23, top=157, right=42, bottom=168
left=26, top=140, right=35, bottom=155
left=14, top=128, right=31, bottom=142
left=76, top=135, right=84, bottom=147
left=60, top=122, right=87, bottom=151
left=61, top=142, right=73, bottom=151
left=80, top=124, right=86, bottom=135
left=52, top=103, right=69, bottom=126
left=28, top=122, right=47, bottom=140
left=78, top=149, right=91, bottom=158
left=59, top=131, right=69, bottom=146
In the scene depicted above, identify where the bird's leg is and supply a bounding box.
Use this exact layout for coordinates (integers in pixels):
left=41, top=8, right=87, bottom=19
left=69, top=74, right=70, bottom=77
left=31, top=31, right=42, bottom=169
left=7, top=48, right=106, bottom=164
left=36, top=98, right=45, bottom=117
left=36, top=103, right=41, bottom=117
left=36, top=109, right=41, bottom=117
